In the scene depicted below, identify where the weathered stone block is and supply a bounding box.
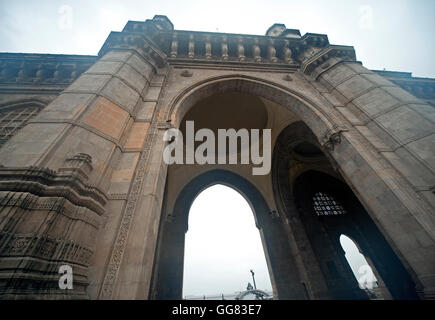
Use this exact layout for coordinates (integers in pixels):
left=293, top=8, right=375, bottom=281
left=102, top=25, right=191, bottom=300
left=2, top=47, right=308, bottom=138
left=100, top=51, right=132, bottom=62
left=408, top=104, right=435, bottom=123
left=353, top=87, right=400, bottom=117
left=144, top=86, right=161, bottom=101
left=124, top=122, right=149, bottom=150
left=406, top=133, right=435, bottom=172
left=101, top=77, right=140, bottom=113
left=363, top=73, right=395, bottom=87
left=82, top=97, right=129, bottom=140
left=375, top=106, right=433, bottom=144
left=67, top=74, right=111, bottom=92
left=127, top=53, right=154, bottom=80
left=117, top=63, right=148, bottom=93
left=382, top=148, right=435, bottom=187
left=136, top=101, right=156, bottom=121
left=335, top=75, right=375, bottom=100
left=86, top=61, right=123, bottom=74
left=383, top=86, right=422, bottom=104
left=35, top=93, right=94, bottom=120
left=319, top=63, right=355, bottom=87
left=0, top=123, right=68, bottom=167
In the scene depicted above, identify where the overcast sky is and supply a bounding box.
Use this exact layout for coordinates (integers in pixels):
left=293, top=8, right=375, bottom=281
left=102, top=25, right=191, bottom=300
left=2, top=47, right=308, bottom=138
left=1, top=0, right=431, bottom=298
left=183, top=185, right=273, bottom=297
left=0, top=0, right=434, bottom=77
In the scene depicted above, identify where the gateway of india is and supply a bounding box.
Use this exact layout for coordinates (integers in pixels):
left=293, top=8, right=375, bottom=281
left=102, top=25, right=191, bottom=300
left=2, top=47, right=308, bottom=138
left=0, top=15, right=434, bottom=300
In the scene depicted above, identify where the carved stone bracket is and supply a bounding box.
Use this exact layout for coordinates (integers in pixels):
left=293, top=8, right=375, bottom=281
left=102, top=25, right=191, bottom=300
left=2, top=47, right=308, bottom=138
left=321, top=125, right=347, bottom=151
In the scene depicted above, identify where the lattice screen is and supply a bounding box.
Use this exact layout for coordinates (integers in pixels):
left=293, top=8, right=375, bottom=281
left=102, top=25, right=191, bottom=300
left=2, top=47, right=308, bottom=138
left=0, top=105, right=40, bottom=148
left=312, top=191, right=346, bottom=216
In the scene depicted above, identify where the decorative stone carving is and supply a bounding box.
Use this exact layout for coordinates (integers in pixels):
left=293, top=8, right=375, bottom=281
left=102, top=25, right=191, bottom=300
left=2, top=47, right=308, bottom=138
left=59, top=153, right=93, bottom=180
left=321, top=126, right=347, bottom=151
left=180, top=70, right=193, bottom=77
left=221, top=36, right=229, bottom=60
left=170, top=33, right=178, bottom=58
left=188, top=34, right=195, bottom=58
left=0, top=158, right=106, bottom=298
left=237, top=38, right=245, bottom=61
left=265, top=23, right=287, bottom=37
left=253, top=39, right=262, bottom=62
left=268, top=40, right=278, bottom=62
left=0, top=53, right=95, bottom=85
left=301, top=45, right=356, bottom=75
left=98, top=32, right=167, bottom=68
left=283, top=74, right=293, bottom=81
left=283, top=40, right=293, bottom=63
left=205, top=36, right=212, bottom=59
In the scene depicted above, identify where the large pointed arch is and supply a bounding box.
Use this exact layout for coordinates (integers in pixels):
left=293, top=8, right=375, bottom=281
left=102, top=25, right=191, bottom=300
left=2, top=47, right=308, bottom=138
left=165, top=75, right=343, bottom=148
left=150, top=169, right=307, bottom=300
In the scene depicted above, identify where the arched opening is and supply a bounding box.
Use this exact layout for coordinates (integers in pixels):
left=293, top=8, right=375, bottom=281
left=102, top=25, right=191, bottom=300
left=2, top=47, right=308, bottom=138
left=272, top=121, right=419, bottom=299
left=149, top=77, right=422, bottom=300
left=183, top=184, right=272, bottom=299
left=150, top=169, right=307, bottom=300
left=339, top=234, right=391, bottom=300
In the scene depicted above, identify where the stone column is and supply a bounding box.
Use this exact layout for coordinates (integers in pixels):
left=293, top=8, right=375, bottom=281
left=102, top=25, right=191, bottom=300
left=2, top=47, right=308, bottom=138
left=188, top=34, right=195, bottom=59
left=221, top=36, right=229, bottom=61
left=268, top=40, right=278, bottom=62
left=303, top=46, right=435, bottom=299
left=237, top=38, right=245, bottom=62
left=253, top=39, right=262, bottom=62
left=205, top=36, right=212, bottom=60
left=170, top=33, right=178, bottom=58
left=0, top=29, right=167, bottom=298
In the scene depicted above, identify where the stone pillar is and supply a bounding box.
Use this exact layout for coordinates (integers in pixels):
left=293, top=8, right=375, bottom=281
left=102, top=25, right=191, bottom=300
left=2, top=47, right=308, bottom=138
left=303, top=47, right=435, bottom=299
left=237, top=38, right=245, bottom=62
left=221, top=36, right=229, bottom=61
left=98, top=124, right=169, bottom=299
left=283, top=40, right=293, bottom=64
left=188, top=34, right=195, bottom=58
left=0, top=28, right=167, bottom=298
left=268, top=40, right=278, bottom=62
left=170, top=34, right=178, bottom=58
left=205, top=36, right=212, bottom=60
left=253, top=39, right=262, bottom=62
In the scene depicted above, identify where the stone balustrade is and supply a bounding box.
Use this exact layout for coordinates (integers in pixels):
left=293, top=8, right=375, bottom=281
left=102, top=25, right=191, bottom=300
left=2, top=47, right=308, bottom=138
left=155, top=31, right=331, bottom=65
left=0, top=53, right=96, bottom=84
left=120, top=16, right=331, bottom=65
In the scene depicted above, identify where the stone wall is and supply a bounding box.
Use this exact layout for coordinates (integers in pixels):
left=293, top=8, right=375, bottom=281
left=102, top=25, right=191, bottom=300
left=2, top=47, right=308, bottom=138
left=0, top=15, right=434, bottom=299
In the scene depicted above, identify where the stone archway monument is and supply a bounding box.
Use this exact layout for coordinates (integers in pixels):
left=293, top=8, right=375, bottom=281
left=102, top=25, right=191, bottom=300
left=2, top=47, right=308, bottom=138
left=0, top=15, right=434, bottom=300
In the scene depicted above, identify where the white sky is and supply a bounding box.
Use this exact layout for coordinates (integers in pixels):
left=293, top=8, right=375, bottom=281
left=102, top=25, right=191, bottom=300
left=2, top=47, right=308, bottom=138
left=1, top=0, right=431, bottom=297
left=0, top=0, right=434, bottom=77
left=183, top=184, right=272, bottom=297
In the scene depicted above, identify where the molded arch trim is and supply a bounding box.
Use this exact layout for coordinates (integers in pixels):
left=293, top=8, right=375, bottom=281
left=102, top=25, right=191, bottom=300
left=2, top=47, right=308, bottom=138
left=170, top=169, right=272, bottom=233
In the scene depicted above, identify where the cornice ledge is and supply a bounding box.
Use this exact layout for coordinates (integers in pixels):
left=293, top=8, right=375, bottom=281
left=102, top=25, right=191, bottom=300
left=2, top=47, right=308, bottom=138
left=0, top=165, right=107, bottom=215
left=301, top=45, right=356, bottom=76
left=98, top=31, right=168, bottom=69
